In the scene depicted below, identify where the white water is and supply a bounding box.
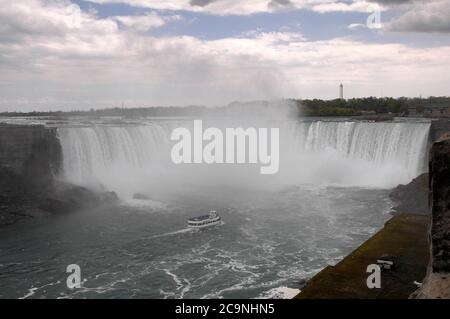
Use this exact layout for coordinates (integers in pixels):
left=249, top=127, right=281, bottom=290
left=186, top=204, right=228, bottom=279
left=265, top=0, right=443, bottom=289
left=57, top=120, right=430, bottom=198
left=282, top=121, right=430, bottom=188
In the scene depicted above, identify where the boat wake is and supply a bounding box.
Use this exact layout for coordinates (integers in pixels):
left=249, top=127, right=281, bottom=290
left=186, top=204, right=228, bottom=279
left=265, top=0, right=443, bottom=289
left=148, top=221, right=225, bottom=239
left=148, top=228, right=194, bottom=239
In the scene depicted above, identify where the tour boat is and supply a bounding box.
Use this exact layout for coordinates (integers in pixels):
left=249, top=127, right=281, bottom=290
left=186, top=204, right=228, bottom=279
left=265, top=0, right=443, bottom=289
left=187, top=210, right=221, bottom=229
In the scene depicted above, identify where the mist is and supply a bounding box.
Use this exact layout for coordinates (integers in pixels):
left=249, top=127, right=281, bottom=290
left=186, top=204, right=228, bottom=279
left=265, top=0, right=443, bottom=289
left=57, top=102, right=430, bottom=205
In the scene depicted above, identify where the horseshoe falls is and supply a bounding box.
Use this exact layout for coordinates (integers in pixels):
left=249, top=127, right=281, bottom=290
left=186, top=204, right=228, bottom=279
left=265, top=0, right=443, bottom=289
left=57, top=120, right=431, bottom=198
left=0, top=119, right=431, bottom=299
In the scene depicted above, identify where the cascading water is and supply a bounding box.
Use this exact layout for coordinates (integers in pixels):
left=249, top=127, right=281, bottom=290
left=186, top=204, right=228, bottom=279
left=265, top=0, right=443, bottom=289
left=282, top=121, right=430, bottom=188
left=58, top=123, right=173, bottom=194
left=2, top=118, right=432, bottom=299
left=57, top=120, right=431, bottom=198
left=294, top=121, right=429, bottom=171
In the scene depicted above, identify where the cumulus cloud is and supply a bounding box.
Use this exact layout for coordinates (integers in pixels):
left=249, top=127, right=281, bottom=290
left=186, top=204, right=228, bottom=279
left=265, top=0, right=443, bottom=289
left=86, top=0, right=303, bottom=15
left=1, top=0, right=450, bottom=111
left=76, top=0, right=444, bottom=19
left=386, top=0, right=450, bottom=33
left=311, top=1, right=384, bottom=13
left=367, top=0, right=416, bottom=4
left=79, top=0, right=448, bottom=18
left=114, top=13, right=182, bottom=32
left=85, top=0, right=403, bottom=15
left=88, top=0, right=377, bottom=15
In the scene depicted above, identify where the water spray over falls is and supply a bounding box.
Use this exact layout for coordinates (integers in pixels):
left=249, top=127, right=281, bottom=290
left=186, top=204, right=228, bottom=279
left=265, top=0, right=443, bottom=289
left=57, top=120, right=430, bottom=199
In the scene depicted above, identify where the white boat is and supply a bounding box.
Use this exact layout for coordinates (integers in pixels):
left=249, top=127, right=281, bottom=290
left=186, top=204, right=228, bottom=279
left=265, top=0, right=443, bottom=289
left=187, top=210, right=221, bottom=229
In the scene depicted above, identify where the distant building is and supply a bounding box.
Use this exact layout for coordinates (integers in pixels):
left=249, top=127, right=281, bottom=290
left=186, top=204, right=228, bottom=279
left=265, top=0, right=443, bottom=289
left=339, top=84, right=344, bottom=99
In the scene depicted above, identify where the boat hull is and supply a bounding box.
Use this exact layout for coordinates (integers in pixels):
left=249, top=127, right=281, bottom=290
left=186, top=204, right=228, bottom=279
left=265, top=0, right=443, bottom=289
left=187, top=219, right=221, bottom=229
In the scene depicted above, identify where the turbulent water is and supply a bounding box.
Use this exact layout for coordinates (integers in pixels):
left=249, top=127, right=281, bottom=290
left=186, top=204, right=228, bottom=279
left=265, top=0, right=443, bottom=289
left=0, top=118, right=431, bottom=299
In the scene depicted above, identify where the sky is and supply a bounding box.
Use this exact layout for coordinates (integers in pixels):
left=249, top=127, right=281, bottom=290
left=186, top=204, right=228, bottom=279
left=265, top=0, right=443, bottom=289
left=1, top=0, right=450, bottom=111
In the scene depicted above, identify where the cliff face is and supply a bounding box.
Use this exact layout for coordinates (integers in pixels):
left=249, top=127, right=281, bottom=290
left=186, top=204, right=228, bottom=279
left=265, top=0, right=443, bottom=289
left=416, top=133, right=450, bottom=298
left=0, top=124, right=61, bottom=200
left=429, top=133, right=450, bottom=272
left=390, top=173, right=429, bottom=215
left=429, top=120, right=450, bottom=143
left=0, top=124, right=61, bottom=187
left=0, top=124, right=117, bottom=226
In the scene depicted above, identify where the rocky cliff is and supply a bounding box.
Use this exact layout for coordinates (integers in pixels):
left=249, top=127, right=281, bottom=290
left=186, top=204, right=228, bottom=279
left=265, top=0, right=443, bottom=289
left=429, top=133, right=450, bottom=273
left=429, top=120, right=450, bottom=143
left=416, top=133, right=450, bottom=298
left=0, top=123, right=117, bottom=226
left=0, top=124, right=60, bottom=187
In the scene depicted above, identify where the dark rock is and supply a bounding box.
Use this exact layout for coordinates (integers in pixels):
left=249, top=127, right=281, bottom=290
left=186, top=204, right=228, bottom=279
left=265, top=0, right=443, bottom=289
left=429, top=120, right=450, bottom=143
left=295, top=279, right=307, bottom=289
left=40, top=182, right=118, bottom=214
left=0, top=124, right=60, bottom=183
left=0, top=124, right=118, bottom=226
left=390, top=173, right=429, bottom=215
left=429, top=133, right=450, bottom=272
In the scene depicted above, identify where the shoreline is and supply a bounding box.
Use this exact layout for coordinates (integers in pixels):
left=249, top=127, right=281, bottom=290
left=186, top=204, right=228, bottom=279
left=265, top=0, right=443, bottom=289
left=295, top=213, right=429, bottom=299
left=295, top=125, right=450, bottom=299
left=295, top=171, right=430, bottom=299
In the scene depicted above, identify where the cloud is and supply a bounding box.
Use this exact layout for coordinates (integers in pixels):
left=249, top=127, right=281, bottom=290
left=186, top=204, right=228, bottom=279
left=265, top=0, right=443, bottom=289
left=348, top=23, right=366, bottom=29
left=189, top=0, right=214, bottom=7
left=386, top=0, right=450, bottom=33
left=1, top=0, right=450, bottom=111
left=115, top=12, right=182, bottom=32
left=367, top=0, right=415, bottom=5
left=87, top=0, right=303, bottom=15
left=85, top=0, right=433, bottom=16
left=268, top=0, right=293, bottom=9
left=311, top=1, right=384, bottom=13
left=87, top=0, right=382, bottom=15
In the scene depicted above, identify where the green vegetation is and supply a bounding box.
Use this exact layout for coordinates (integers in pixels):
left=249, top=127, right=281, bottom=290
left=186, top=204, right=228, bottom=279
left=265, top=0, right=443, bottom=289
left=1, top=96, right=449, bottom=118
left=291, top=96, right=450, bottom=117
left=296, top=213, right=429, bottom=299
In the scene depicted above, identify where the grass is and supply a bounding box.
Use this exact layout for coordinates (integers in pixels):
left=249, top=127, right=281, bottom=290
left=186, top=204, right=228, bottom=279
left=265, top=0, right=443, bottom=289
left=295, top=213, right=430, bottom=299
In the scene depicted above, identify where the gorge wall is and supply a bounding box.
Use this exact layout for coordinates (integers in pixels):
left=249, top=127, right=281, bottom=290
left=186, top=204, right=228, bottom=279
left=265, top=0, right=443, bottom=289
left=429, top=120, right=450, bottom=144
left=417, top=133, right=450, bottom=298
left=430, top=134, right=450, bottom=272
left=0, top=124, right=61, bottom=187
left=0, top=123, right=116, bottom=226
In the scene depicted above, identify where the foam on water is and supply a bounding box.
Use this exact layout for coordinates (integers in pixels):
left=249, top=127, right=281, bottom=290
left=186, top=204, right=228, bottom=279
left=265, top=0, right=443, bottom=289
left=258, top=286, right=301, bottom=299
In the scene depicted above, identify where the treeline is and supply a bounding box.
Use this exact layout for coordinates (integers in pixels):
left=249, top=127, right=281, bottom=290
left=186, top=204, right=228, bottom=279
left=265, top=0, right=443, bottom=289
left=1, top=97, right=449, bottom=118
left=292, top=96, right=450, bottom=117
left=0, top=106, right=208, bottom=118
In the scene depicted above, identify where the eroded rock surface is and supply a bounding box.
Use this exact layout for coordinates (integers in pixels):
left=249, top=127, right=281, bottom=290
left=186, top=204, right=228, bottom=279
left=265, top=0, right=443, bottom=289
left=0, top=124, right=117, bottom=226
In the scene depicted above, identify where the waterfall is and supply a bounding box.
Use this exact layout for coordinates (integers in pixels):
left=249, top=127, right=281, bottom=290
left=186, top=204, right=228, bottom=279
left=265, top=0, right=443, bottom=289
left=57, top=120, right=430, bottom=197
left=287, top=121, right=430, bottom=176
left=58, top=123, right=172, bottom=192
